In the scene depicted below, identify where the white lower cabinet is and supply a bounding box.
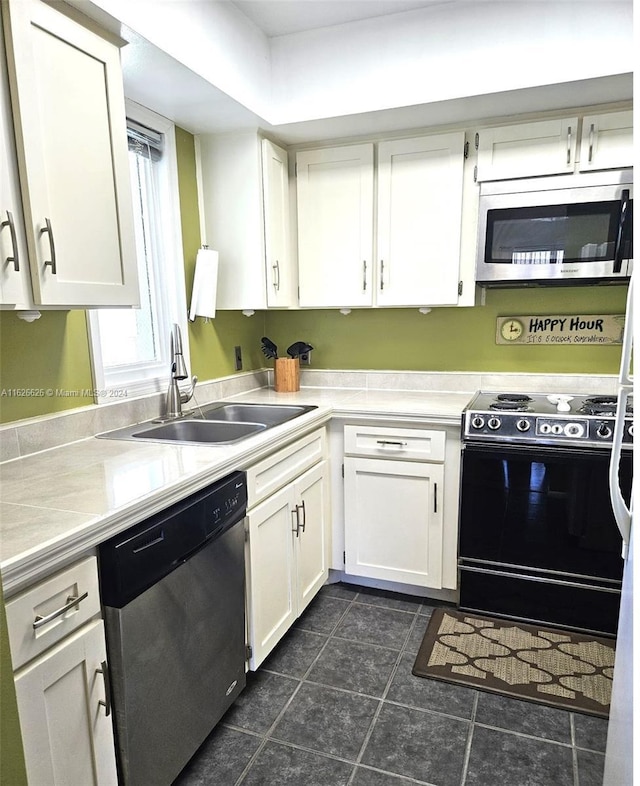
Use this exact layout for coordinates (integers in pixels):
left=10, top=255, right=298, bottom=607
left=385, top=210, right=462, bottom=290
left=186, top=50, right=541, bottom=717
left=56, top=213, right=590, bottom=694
left=5, top=556, right=117, bottom=786
left=245, top=430, right=330, bottom=670
left=343, top=424, right=449, bottom=590
left=14, top=620, right=116, bottom=786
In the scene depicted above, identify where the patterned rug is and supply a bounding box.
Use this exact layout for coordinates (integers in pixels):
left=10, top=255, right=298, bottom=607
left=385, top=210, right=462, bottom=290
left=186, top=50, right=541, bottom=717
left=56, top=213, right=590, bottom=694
left=412, top=608, right=615, bottom=718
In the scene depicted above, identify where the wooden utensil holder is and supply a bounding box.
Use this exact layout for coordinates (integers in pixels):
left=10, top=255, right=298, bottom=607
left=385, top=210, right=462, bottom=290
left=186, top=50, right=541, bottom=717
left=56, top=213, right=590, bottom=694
left=274, top=358, right=300, bottom=392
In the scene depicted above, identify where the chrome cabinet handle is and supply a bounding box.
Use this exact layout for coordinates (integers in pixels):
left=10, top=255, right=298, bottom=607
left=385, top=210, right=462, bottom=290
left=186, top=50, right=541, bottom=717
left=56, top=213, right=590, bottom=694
left=272, top=260, right=280, bottom=291
left=1, top=211, right=20, bottom=271
left=363, top=260, right=367, bottom=291
left=588, top=123, right=595, bottom=164
left=298, top=501, right=306, bottom=534
left=291, top=507, right=300, bottom=537
left=434, top=482, right=438, bottom=514
left=376, top=440, right=407, bottom=447
left=96, top=661, right=112, bottom=717
left=380, top=259, right=385, bottom=291
left=41, top=217, right=57, bottom=274
left=566, top=126, right=572, bottom=166
left=33, top=591, right=89, bottom=630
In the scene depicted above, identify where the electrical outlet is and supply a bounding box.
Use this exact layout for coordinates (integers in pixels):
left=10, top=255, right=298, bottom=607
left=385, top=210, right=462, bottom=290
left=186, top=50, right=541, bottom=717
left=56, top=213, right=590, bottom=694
left=299, top=351, right=311, bottom=366
left=234, top=345, right=243, bottom=371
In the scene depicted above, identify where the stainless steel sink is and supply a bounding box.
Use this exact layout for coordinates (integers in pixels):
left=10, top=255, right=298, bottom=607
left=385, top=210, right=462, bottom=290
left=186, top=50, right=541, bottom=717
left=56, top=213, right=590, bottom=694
left=97, top=402, right=317, bottom=445
left=198, top=402, right=315, bottom=427
left=132, top=419, right=266, bottom=444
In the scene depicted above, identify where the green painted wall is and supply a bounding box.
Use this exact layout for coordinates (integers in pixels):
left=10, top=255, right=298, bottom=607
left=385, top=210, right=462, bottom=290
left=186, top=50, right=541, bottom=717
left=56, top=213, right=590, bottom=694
left=0, top=127, right=629, bottom=424
left=0, top=310, right=94, bottom=422
left=265, top=285, right=628, bottom=375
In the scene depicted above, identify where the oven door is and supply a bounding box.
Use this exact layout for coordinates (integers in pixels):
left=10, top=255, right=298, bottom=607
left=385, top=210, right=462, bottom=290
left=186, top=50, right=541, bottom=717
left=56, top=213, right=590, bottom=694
left=458, top=442, right=631, bottom=634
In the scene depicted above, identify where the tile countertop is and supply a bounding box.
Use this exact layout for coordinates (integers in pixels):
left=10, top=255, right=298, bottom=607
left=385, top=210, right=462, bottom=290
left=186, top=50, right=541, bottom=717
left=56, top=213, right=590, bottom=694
left=0, top=387, right=473, bottom=596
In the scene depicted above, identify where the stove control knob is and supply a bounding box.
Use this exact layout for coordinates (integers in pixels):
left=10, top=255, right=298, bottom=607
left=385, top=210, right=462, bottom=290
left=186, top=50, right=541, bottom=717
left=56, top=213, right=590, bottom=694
left=564, top=422, right=585, bottom=438
left=597, top=424, right=613, bottom=439
left=487, top=416, right=501, bottom=430
left=629, top=425, right=634, bottom=438
left=551, top=424, right=564, bottom=435
left=516, top=418, right=531, bottom=432
left=471, top=415, right=485, bottom=429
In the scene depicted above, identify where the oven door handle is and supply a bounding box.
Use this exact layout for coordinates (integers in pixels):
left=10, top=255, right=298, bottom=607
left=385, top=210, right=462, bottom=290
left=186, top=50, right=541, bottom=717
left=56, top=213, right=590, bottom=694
left=609, top=277, right=633, bottom=556
left=612, top=188, right=631, bottom=274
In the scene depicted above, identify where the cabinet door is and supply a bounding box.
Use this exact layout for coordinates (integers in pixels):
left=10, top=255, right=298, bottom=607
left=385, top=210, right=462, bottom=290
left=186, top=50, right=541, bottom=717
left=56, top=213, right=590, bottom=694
left=578, top=111, right=634, bottom=172
left=294, top=461, right=330, bottom=615
left=297, top=144, right=374, bottom=307
left=476, top=117, right=578, bottom=181
left=377, top=133, right=465, bottom=306
left=344, top=457, right=444, bottom=589
left=14, top=620, right=117, bottom=786
left=3, top=0, right=138, bottom=307
left=246, top=486, right=297, bottom=669
left=262, top=139, right=297, bottom=308
left=0, top=23, right=32, bottom=308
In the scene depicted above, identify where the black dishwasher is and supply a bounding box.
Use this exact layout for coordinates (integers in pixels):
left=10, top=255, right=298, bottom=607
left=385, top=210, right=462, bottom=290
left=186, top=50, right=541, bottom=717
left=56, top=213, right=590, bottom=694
left=99, top=471, right=248, bottom=786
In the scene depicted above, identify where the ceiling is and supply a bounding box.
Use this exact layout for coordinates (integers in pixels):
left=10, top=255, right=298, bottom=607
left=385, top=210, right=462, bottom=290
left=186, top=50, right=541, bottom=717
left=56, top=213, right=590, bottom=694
left=231, top=0, right=455, bottom=37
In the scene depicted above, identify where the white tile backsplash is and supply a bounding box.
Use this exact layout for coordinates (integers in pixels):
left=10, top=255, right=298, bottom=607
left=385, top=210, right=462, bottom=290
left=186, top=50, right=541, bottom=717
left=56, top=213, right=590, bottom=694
left=0, top=368, right=619, bottom=461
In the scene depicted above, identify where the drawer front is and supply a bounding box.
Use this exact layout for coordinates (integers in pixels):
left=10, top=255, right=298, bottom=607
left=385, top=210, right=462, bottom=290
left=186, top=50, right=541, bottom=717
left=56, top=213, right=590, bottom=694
left=247, top=428, right=327, bottom=507
left=5, top=556, right=101, bottom=670
left=344, top=425, right=445, bottom=462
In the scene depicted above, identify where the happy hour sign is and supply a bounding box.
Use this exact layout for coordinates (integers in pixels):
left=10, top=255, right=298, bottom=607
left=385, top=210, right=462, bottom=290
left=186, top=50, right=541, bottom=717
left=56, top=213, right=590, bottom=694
left=496, top=314, right=625, bottom=345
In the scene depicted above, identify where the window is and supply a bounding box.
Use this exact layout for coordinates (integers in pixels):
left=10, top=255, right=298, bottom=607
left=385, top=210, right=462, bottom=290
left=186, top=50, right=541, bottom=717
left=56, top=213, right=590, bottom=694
left=88, top=102, right=188, bottom=401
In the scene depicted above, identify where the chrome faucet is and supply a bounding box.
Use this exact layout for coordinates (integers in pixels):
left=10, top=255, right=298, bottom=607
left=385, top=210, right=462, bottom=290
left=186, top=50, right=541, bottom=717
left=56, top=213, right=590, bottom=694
left=165, top=324, right=197, bottom=418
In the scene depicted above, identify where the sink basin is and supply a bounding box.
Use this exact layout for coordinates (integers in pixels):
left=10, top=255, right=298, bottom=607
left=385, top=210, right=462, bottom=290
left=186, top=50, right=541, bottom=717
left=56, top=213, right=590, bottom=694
left=97, top=402, right=317, bottom=445
left=132, top=419, right=266, bottom=444
left=198, top=403, right=316, bottom=427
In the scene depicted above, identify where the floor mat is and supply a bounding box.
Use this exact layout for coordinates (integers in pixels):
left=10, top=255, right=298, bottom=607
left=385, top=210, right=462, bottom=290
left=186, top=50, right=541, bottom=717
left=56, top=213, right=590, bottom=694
left=412, top=608, right=615, bottom=718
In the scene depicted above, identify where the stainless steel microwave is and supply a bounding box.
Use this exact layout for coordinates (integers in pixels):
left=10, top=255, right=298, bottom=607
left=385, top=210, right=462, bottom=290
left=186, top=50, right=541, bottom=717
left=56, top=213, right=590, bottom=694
left=476, top=171, right=633, bottom=286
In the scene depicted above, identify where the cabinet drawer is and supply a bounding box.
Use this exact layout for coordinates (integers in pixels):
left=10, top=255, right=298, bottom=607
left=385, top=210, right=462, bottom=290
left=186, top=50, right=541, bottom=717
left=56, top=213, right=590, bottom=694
left=344, top=425, right=445, bottom=462
left=5, top=556, right=101, bottom=670
left=247, top=428, right=327, bottom=507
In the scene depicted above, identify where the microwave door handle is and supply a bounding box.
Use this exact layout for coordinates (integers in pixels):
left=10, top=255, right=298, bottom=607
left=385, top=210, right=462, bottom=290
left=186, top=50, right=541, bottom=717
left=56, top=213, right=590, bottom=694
left=612, top=189, right=630, bottom=273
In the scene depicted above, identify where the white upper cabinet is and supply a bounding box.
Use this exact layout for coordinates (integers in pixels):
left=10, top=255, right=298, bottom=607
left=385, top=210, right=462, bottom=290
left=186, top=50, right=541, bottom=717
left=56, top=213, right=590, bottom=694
left=578, top=110, right=634, bottom=172
left=476, top=110, right=633, bottom=182
left=262, top=139, right=296, bottom=308
left=296, top=143, right=374, bottom=308
left=0, top=22, right=33, bottom=309
left=476, top=117, right=579, bottom=181
left=196, top=131, right=296, bottom=310
left=297, top=135, right=466, bottom=308
left=377, top=133, right=465, bottom=307
left=2, top=0, right=139, bottom=307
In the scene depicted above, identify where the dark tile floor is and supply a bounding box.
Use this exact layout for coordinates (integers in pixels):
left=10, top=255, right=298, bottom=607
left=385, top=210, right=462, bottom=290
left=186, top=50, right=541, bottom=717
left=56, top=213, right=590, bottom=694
left=174, top=583, right=608, bottom=786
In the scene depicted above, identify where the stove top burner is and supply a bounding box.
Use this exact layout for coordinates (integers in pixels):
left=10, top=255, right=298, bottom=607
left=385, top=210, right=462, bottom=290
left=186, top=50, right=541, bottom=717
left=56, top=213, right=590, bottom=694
left=584, top=396, right=618, bottom=405
left=464, top=390, right=634, bottom=448
left=579, top=404, right=617, bottom=416
left=489, top=401, right=530, bottom=412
